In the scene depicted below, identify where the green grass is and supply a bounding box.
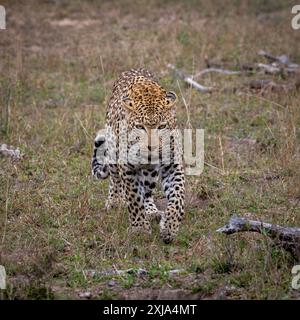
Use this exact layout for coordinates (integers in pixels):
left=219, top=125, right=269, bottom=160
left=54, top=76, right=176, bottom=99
left=0, top=0, right=300, bottom=300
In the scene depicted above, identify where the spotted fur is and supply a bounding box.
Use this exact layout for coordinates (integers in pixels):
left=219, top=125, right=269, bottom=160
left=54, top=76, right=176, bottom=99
left=92, top=68, right=185, bottom=243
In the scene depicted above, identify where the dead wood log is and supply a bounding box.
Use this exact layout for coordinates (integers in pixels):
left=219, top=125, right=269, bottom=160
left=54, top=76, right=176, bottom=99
left=258, top=50, right=300, bottom=71
left=258, top=50, right=290, bottom=65
left=205, top=54, right=299, bottom=76
left=256, top=63, right=282, bottom=74
left=168, top=61, right=299, bottom=95
left=84, top=268, right=185, bottom=278
left=256, top=63, right=299, bottom=75
left=167, top=64, right=214, bottom=93
left=217, top=215, right=300, bottom=260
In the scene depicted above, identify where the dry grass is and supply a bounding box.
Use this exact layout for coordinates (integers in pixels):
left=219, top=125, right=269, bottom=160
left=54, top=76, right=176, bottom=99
left=0, top=0, right=300, bottom=299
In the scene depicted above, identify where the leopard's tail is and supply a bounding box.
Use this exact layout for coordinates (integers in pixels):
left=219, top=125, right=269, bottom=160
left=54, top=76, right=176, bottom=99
left=91, top=132, right=109, bottom=180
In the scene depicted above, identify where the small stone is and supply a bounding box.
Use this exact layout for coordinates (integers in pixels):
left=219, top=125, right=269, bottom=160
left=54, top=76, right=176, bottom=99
left=78, top=291, right=91, bottom=299
left=107, top=280, right=116, bottom=287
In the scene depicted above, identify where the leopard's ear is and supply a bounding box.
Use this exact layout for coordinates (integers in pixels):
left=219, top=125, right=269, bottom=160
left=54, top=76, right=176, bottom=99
left=165, top=91, right=177, bottom=109
left=122, top=96, right=135, bottom=111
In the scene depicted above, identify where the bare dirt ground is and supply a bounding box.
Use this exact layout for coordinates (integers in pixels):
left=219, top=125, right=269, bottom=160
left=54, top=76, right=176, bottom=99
left=0, top=0, right=300, bottom=299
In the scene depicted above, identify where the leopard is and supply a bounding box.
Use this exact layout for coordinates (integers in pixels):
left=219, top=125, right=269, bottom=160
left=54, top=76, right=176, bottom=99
left=92, top=68, right=185, bottom=243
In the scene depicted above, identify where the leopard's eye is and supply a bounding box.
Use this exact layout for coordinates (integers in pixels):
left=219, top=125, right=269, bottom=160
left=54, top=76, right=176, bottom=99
left=158, top=123, right=167, bottom=130
left=135, top=124, right=145, bottom=130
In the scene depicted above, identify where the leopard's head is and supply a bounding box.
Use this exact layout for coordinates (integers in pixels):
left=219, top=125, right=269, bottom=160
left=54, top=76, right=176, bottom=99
left=121, top=78, right=178, bottom=164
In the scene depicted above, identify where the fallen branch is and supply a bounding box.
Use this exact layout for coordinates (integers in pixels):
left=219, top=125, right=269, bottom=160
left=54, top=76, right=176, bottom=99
left=169, top=54, right=299, bottom=95
left=217, top=215, right=300, bottom=260
left=258, top=50, right=299, bottom=71
left=258, top=50, right=290, bottom=65
left=0, top=144, right=23, bottom=160
left=256, top=63, right=282, bottom=74
left=256, top=63, right=299, bottom=75
left=167, top=64, right=214, bottom=93
left=220, top=79, right=296, bottom=94
left=205, top=53, right=299, bottom=76
left=194, top=67, right=242, bottom=78
left=84, top=268, right=185, bottom=278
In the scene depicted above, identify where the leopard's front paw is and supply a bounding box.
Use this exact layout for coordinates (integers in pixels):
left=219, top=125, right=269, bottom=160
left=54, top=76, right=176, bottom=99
left=145, top=208, right=162, bottom=222
left=130, top=221, right=152, bottom=235
left=159, top=228, right=175, bottom=244
left=159, top=217, right=178, bottom=244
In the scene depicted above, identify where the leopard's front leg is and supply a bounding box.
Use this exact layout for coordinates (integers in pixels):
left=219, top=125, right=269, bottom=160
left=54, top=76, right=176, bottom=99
left=121, top=165, right=152, bottom=235
left=141, top=168, right=161, bottom=221
left=105, top=164, right=125, bottom=209
left=160, top=164, right=185, bottom=243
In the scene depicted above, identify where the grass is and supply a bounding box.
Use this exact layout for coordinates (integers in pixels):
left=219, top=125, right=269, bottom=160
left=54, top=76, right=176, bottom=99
left=0, top=0, right=300, bottom=299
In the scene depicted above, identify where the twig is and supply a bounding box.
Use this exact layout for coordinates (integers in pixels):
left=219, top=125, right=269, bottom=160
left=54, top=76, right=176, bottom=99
left=218, top=135, right=226, bottom=175
left=1, top=179, right=10, bottom=246
left=194, top=67, right=241, bottom=78
left=4, top=87, right=11, bottom=135
left=204, top=161, right=225, bottom=175
left=254, top=63, right=298, bottom=75
left=176, top=80, right=192, bottom=129
left=258, top=50, right=290, bottom=65
left=74, top=113, right=92, bottom=139
left=256, top=63, right=281, bottom=74
left=206, top=53, right=299, bottom=77
left=257, top=50, right=299, bottom=71
left=168, top=64, right=214, bottom=93
left=217, top=215, right=300, bottom=260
